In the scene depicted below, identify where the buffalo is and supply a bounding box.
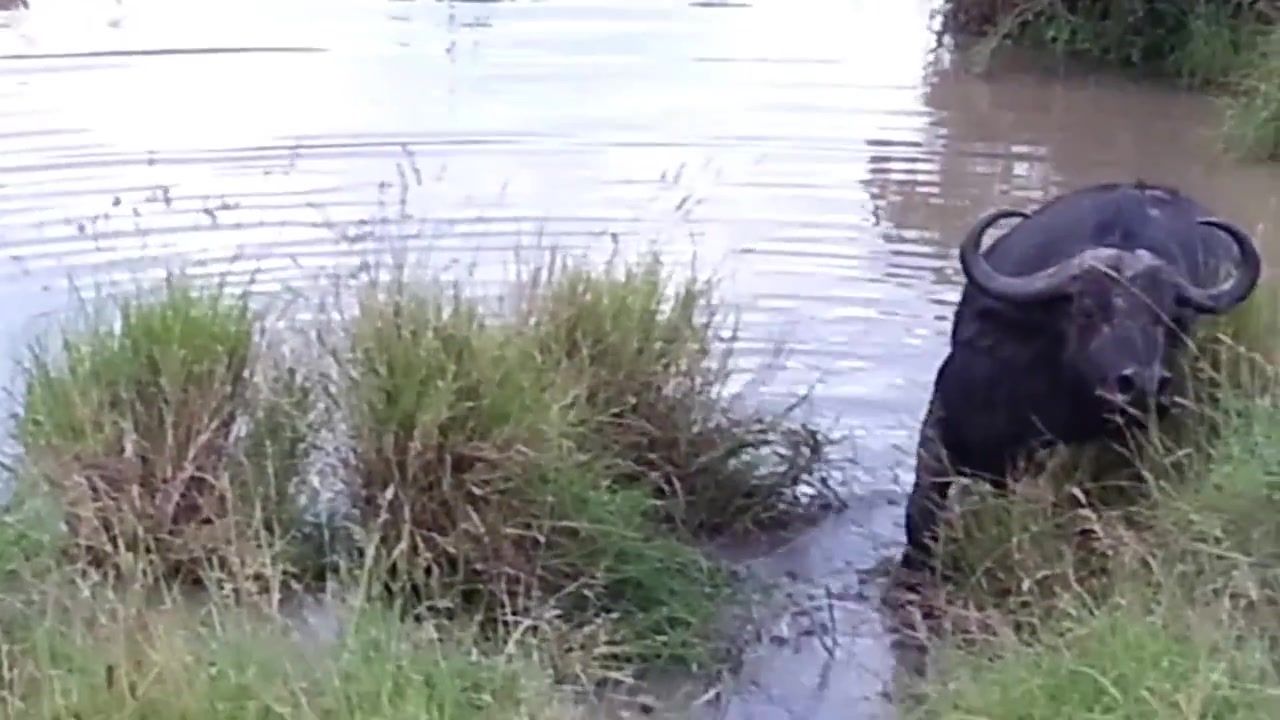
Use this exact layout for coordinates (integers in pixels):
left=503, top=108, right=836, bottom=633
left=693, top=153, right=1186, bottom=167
left=899, top=180, right=1262, bottom=574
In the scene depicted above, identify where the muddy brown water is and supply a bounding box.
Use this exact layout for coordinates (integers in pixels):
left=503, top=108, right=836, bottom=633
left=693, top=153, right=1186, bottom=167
left=5, top=0, right=1280, bottom=718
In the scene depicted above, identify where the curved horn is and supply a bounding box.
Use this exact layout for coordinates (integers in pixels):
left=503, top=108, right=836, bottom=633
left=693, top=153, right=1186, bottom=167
left=1174, top=218, right=1262, bottom=315
left=959, top=207, right=1087, bottom=303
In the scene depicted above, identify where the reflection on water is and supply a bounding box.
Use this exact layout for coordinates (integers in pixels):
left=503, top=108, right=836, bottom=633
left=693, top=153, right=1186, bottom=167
left=0, top=0, right=954, bottom=461
left=5, top=0, right=1280, bottom=718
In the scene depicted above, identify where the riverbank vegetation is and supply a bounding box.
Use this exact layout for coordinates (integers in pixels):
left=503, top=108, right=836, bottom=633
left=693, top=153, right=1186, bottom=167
left=0, top=255, right=840, bottom=718
left=900, top=284, right=1280, bottom=717
left=941, top=0, right=1280, bottom=160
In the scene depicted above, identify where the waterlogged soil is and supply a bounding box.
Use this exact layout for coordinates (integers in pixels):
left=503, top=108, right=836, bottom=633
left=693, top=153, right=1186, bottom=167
left=6, top=0, right=1280, bottom=717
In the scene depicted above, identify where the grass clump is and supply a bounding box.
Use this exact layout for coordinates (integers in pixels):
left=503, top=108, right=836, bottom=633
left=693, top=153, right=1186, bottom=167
left=341, top=255, right=836, bottom=673
left=342, top=277, right=729, bottom=671
left=2, top=251, right=840, bottom=710
left=525, top=259, right=835, bottom=535
left=15, top=278, right=311, bottom=588
left=902, top=285, right=1280, bottom=717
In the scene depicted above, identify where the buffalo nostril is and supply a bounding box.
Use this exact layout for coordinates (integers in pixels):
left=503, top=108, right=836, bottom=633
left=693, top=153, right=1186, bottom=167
left=1114, top=369, right=1137, bottom=397
left=1156, top=371, right=1174, bottom=396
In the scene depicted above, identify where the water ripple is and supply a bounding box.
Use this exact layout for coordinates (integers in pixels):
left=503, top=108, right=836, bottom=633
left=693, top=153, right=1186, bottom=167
left=6, top=4, right=1280, bottom=712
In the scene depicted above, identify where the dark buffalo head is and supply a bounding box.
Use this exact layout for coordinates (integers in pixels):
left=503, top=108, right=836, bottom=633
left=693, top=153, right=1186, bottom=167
left=959, top=208, right=1261, bottom=423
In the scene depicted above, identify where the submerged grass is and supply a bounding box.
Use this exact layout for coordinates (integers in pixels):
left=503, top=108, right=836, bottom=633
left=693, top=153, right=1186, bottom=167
left=0, top=251, right=840, bottom=715
left=902, top=285, right=1280, bottom=716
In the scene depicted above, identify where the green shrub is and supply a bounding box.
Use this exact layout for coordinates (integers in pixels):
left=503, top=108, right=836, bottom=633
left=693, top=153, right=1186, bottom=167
left=944, top=0, right=1269, bottom=86
left=15, top=279, right=308, bottom=587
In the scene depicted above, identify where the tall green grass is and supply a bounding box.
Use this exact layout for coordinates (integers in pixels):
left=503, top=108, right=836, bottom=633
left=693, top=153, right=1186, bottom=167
left=913, top=598, right=1280, bottom=718
left=944, top=0, right=1268, bottom=86
left=1223, top=28, right=1280, bottom=160
left=0, top=493, right=581, bottom=720
left=15, top=279, right=296, bottom=589
left=523, top=259, right=834, bottom=535
left=0, top=253, right=841, bottom=715
left=338, top=255, right=836, bottom=673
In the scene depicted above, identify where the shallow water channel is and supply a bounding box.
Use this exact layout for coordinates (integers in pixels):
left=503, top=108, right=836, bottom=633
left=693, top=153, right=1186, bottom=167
left=5, top=0, right=1280, bottom=718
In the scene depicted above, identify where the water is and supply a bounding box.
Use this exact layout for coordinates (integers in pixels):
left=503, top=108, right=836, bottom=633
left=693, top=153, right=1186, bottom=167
left=5, top=0, right=1280, bottom=717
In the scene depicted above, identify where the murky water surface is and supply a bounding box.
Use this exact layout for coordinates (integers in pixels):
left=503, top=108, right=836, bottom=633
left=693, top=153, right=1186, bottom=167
left=6, top=0, right=1280, bottom=717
